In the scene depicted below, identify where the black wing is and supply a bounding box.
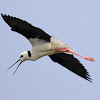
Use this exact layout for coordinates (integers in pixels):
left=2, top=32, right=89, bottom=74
left=49, top=53, right=92, bottom=82
left=1, top=14, right=51, bottom=42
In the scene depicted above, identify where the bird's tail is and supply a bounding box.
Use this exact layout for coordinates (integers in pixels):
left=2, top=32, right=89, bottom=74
left=50, top=36, right=73, bottom=54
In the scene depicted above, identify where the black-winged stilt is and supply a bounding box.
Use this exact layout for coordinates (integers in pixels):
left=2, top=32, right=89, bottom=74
left=1, top=14, right=94, bottom=82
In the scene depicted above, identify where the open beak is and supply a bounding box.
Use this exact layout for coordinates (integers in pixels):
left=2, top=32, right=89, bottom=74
left=7, top=59, right=22, bottom=75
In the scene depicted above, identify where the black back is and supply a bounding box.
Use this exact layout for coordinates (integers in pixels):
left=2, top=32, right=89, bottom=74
left=49, top=53, right=92, bottom=82
left=1, top=14, right=51, bottom=42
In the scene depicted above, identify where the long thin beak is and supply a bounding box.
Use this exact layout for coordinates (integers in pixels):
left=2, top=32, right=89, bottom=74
left=12, top=62, right=22, bottom=76
left=7, top=59, right=22, bottom=75
left=7, top=59, right=20, bottom=70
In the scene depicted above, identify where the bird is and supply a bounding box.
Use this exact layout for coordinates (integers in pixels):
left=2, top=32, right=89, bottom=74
left=1, top=14, right=94, bottom=82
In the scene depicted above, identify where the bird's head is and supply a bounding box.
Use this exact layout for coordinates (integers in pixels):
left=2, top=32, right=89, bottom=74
left=19, top=51, right=31, bottom=62
left=7, top=51, right=32, bottom=75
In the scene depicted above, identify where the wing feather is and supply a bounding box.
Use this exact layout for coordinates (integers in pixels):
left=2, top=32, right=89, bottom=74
left=1, top=14, right=51, bottom=43
left=49, top=53, right=92, bottom=82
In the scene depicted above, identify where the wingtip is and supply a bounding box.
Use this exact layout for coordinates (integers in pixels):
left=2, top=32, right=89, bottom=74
left=88, top=79, right=93, bottom=83
left=1, top=13, right=8, bottom=18
left=1, top=13, right=3, bottom=17
left=86, top=76, right=93, bottom=83
left=1, top=13, right=6, bottom=18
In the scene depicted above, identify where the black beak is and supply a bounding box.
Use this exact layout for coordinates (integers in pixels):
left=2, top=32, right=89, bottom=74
left=7, top=59, right=22, bottom=75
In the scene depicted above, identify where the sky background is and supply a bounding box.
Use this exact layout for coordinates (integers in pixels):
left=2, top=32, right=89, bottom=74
left=0, top=0, right=100, bottom=100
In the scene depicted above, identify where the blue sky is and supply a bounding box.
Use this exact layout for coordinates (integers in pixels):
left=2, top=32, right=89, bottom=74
left=0, top=0, right=100, bottom=100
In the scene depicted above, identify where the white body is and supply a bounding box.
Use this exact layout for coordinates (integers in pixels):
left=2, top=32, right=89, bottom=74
left=28, top=36, right=73, bottom=61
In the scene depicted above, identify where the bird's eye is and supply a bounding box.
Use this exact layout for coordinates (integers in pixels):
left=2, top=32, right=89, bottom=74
left=20, top=55, right=23, bottom=58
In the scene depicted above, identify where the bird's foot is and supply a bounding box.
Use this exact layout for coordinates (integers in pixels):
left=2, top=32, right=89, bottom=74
left=84, top=57, right=95, bottom=62
left=55, top=48, right=95, bottom=62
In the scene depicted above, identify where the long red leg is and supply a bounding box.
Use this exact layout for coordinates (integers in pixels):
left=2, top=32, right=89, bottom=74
left=55, top=48, right=94, bottom=62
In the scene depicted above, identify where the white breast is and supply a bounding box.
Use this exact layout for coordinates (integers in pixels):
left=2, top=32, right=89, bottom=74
left=30, top=36, right=73, bottom=61
left=30, top=38, right=53, bottom=60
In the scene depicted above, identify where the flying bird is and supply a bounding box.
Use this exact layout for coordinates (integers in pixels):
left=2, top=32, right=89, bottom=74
left=1, top=14, right=94, bottom=82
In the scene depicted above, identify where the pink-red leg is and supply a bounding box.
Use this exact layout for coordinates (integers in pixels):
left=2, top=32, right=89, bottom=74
left=55, top=48, right=94, bottom=62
